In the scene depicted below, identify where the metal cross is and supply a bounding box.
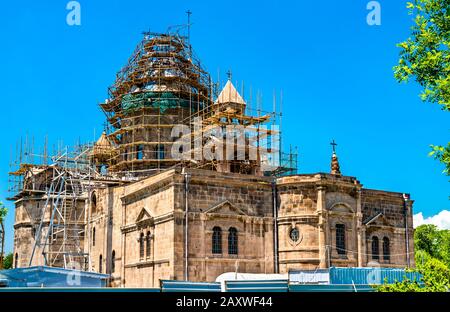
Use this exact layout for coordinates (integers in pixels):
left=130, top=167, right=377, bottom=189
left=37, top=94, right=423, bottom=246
left=330, top=139, right=337, bottom=153
left=186, top=10, right=192, bottom=29
left=226, top=69, right=232, bottom=81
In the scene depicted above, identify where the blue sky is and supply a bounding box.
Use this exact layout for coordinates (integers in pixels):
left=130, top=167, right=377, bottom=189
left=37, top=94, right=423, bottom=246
left=0, top=0, right=449, bottom=253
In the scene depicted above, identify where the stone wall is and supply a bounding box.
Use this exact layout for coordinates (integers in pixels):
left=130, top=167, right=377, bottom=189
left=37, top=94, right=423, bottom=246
left=14, top=196, right=86, bottom=268
left=12, top=168, right=415, bottom=287
left=175, top=169, right=275, bottom=282
left=361, top=189, right=415, bottom=267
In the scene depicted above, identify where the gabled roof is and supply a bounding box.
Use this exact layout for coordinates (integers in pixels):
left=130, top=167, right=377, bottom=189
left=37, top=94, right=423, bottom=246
left=364, top=212, right=391, bottom=226
left=214, top=80, right=246, bottom=105
left=136, top=207, right=153, bottom=223
left=204, top=200, right=248, bottom=216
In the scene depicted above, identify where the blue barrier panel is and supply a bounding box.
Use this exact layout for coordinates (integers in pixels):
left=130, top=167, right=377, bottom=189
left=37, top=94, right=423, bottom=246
left=225, top=280, right=289, bottom=292
left=0, top=266, right=109, bottom=288
left=161, top=280, right=221, bottom=292
left=329, top=267, right=422, bottom=285
left=289, top=284, right=375, bottom=292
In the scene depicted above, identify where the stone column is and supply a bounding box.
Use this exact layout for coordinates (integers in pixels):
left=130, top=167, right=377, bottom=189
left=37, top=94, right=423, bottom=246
left=317, top=186, right=327, bottom=268
left=356, top=189, right=364, bottom=267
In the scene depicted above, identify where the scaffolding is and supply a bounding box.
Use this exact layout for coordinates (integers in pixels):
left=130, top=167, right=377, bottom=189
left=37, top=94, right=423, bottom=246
left=7, top=28, right=298, bottom=270
left=8, top=139, right=123, bottom=270
left=98, top=31, right=297, bottom=177
left=100, top=32, right=214, bottom=176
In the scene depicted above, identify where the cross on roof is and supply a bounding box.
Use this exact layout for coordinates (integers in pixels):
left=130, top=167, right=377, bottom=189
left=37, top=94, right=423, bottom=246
left=330, top=139, right=337, bottom=154
left=226, top=69, right=232, bottom=81
left=186, top=10, right=192, bottom=24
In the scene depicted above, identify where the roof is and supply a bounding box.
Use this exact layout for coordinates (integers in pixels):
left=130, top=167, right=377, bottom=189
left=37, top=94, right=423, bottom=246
left=214, top=80, right=246, bottom=105
left=91, top=131, right=114, bottom=157
left=94, top=132, right=113, bottom=149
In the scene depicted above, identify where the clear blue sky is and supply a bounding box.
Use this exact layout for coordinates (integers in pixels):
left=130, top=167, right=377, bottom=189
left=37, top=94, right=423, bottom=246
left=0, top=0, right=448, bottom=253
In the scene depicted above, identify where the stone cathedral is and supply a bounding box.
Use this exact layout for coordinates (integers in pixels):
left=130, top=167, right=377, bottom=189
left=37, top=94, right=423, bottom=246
left=11, top=32, right=415, bottom=288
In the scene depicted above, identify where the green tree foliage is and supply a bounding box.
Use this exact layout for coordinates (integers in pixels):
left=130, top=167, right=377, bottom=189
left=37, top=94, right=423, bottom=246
left=394, top=0, right=450, bottom=175
left=378, top=225, right=450, bottom=292
left=414, top=224, right=450, bottom=265
left=0, top=202, right=6, bottom=222
left=377, top=250, right=450, bottom=292
left=430, top=144, right=450, bottom=175
left=2, top=253, right=13, bottom=270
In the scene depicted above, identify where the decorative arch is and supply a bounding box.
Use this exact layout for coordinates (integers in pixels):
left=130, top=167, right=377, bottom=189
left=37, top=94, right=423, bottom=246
left=330, top=202, right=354, bottom=213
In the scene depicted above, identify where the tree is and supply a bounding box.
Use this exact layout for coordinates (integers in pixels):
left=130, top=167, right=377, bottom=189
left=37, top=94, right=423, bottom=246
left=377, top=250, right=450, bottom=292
left=2, top=253, right=13, bottom=270
left=394, top=0, right=450, bottom=176
left=0, top=201, right=7, bottom=270
left=377, top=224, right=450, bottom=292
left=414, top=224, right=450, bottom=266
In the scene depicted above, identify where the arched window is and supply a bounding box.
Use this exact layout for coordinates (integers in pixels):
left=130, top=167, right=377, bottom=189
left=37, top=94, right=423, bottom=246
left=383, top=237, right=390, bottom=261
left=212, top=227, right=222, bottom=254
left=14, top=253, right=18, bottom=268
left=146, top=232, right=151, bottom=258
left=228, top=227, right=238, bottom=255
left=111, top=250, right=116, bottom=273
left=91, top=193, right=97, bottom=215
left=156, top=144, right=165, bottom=160
left=139, top=233, right=145, bottom=260
left=99, top=255, right=103, bottom=273
left=372, top=236, right=379, bottom=260
left=92, top=227, right=96, bottom=247
left=335, top=224, right=346, bottom=255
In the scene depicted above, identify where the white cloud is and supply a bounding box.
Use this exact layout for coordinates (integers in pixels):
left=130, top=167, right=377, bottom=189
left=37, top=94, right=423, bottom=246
left=413, top=210, right=450, bottom=230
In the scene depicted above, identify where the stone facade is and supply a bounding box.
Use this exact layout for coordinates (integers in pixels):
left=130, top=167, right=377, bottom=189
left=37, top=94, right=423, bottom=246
left=12, top=166, right=415, bottom=287
left=9, top=33, right=415, bottom=287
left=276, top=174, right=414, bottom=273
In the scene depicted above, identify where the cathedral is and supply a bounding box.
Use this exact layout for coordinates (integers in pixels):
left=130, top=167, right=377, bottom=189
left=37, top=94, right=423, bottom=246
left=10, top=32, right=415, bottom=287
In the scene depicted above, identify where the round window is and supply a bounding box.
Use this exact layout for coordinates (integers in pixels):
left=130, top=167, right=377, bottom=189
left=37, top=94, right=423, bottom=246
left=290, top=228, right=300, bottom=242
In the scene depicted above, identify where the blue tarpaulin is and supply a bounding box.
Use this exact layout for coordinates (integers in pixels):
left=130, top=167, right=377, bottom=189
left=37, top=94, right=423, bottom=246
left=0, top=266, right=109, bottom=288
left=329, top=267, right=422, bottom=285
left=289, top=284, right=374, bottom=292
